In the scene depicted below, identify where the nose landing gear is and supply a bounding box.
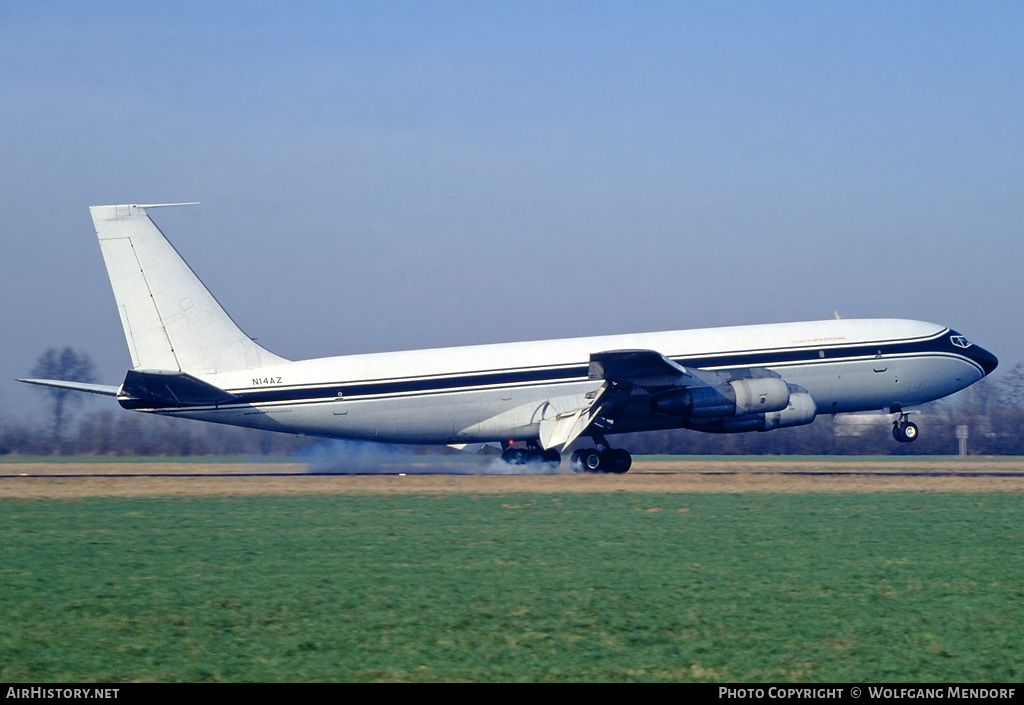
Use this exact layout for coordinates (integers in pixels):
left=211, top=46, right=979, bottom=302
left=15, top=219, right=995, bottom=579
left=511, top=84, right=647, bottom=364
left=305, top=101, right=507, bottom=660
left=892, top=412, right=919, bottom=443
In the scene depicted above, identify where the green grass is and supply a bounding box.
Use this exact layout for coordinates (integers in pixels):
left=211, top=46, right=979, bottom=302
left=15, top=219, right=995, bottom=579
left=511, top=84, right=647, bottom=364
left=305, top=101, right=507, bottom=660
left=2, top=493, right=1022, bottom=682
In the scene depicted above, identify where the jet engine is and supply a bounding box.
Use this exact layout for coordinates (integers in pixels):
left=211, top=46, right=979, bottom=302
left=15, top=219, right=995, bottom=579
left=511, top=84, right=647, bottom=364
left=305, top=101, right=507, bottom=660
left=651, top=377, right=791, bottom=419
left=689, top=392, right=817, bottom=433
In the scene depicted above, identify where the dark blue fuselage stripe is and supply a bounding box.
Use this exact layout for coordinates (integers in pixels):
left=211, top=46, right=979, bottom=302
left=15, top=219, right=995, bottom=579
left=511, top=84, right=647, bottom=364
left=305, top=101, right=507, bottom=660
left=226, top=333, right=966, bottom=406
left=238, top=365, right=585, bottom=404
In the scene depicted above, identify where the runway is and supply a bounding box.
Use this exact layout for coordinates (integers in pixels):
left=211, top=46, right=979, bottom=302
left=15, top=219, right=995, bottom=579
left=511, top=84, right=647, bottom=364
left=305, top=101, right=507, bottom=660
left=3, top=458, right=1024, bottom=497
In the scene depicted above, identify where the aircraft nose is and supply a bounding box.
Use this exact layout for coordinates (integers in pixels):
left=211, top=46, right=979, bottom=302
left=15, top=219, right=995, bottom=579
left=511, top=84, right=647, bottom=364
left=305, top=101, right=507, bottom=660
left=970, top=345, right=999, bottom=377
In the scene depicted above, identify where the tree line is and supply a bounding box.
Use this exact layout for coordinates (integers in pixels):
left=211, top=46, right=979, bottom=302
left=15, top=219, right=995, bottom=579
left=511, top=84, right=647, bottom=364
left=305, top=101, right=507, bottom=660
left=5, top=348, right=1023, bottom=457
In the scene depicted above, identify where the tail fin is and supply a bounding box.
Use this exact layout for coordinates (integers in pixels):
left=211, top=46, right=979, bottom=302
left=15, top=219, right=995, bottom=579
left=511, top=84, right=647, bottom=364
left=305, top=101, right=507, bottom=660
left=90, top=204, right=289, bottom=374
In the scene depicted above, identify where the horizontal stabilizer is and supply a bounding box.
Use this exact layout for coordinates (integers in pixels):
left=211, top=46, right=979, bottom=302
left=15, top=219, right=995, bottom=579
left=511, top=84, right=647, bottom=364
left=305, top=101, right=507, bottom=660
left=16, top=378, right=120, bottom=396
left=118, top=369, right=238, bottom=409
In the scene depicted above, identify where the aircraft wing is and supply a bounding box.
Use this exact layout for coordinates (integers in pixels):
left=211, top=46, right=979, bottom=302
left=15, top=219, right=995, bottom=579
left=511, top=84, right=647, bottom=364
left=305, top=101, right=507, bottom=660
left=538, top=349, right=791, bottom=451
left=539, top=349, right=688, bottom=451
left=588, top=348, right=781, bottom=390
left=589, top=349, right=698, bottom=388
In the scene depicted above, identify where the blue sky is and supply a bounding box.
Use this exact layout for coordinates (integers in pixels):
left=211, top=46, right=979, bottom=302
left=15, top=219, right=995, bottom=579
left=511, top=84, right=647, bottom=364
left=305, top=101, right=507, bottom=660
left=2, top=1, right=1022, bottom=417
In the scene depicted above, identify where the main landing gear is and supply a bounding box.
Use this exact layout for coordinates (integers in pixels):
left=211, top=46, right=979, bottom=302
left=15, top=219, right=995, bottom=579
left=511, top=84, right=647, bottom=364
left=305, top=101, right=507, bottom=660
left=499, top=438, right=633, bottom=473
left=892, top=412, right=919, bottom=443
left=569, top=438, right=632, bottom=474
left=501, top=442, right=562, bottom=469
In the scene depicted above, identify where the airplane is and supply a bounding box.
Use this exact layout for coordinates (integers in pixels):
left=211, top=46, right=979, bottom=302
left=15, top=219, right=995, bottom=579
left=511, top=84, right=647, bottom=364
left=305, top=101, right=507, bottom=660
left=18, top=203, right=998, bottom=472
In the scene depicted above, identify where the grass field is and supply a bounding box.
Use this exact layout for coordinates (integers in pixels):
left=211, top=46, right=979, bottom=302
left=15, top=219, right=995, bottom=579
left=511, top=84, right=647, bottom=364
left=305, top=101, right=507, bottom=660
left=2, top=491, right=1021, bottom=682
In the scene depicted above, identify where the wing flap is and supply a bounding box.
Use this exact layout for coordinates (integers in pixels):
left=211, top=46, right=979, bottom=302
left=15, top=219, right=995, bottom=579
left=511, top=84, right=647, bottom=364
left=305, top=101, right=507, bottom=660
left=539, top=407, right=588, bottom=451
left=537, top=388, right=608, bottom=451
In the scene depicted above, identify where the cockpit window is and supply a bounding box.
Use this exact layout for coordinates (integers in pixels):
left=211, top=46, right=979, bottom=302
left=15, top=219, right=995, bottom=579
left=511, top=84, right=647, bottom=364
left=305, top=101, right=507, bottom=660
left=950, top=335, right=972, bottom=349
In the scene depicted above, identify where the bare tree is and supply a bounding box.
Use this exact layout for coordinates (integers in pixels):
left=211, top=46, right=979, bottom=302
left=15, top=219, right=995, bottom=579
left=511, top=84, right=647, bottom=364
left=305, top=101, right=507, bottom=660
left=997, top=361, right=1024, bottom=409
left=29, top=347, right=97, bottom=453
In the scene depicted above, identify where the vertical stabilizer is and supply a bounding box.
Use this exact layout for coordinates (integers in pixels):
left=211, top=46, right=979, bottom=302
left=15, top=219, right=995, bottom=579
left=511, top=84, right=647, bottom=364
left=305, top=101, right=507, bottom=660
left=90, top=204, right=289, bottom=374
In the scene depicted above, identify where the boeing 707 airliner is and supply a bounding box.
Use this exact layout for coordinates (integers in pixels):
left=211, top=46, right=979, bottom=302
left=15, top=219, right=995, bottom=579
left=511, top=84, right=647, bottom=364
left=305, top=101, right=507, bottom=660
left=19, top=204, right=998, bottom=472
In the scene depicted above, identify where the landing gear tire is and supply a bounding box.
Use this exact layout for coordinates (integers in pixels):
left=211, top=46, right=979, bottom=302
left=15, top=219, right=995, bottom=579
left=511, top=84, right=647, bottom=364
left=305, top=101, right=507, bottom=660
left=502, top=446, right=562, bottom=468
left=569, top=447, right=632, bottom=473
left=893, top=420, right=919, bottom=443
left=570, top=450, right=585, bottom=473
left=502, top=447, right=527, bottom=464
left=569, top=449, right=604, bottom=473
left=603, top=448, right=632, bottom=473
left=541, top=448, right=562, bottom=469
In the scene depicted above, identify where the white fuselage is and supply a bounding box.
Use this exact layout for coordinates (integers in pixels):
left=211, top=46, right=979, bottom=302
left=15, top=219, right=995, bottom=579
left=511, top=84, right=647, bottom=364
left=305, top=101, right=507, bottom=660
left=151, top=318, right=986, bottom=445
